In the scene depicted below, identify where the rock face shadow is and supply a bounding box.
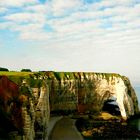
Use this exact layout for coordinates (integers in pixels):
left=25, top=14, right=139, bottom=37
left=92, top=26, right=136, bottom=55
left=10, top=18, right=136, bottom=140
left=102, top=98, right=121, bottom=116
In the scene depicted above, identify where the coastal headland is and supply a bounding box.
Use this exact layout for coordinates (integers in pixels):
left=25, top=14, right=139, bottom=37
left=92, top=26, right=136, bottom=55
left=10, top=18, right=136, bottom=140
left=0, top=71, right=139, bottom=139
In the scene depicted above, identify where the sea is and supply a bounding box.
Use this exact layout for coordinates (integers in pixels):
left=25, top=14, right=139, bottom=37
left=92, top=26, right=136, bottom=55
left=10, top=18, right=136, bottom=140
left=131, top=87, right=140, bottom=131
left=134, top=86, right=140, bottom=109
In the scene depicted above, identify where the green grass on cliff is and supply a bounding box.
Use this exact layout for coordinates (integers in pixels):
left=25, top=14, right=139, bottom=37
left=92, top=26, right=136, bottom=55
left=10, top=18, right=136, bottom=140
left=0, top=71, right=126, bottom=87
left=0, top=71, right=33, bottom=76
left=0, top=71, right=122, bottom=80
left=0, top=71, right=34, bottom=85
left=0, top=71, right=44, bottom=87
left=54, top=72, right=65, bottom=80
left=53, top=72, right=76, bottom=80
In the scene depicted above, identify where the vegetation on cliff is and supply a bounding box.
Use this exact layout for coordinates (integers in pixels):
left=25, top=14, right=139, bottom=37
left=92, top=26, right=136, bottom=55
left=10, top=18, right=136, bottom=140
left=0, top=67, right=9, bottom=71
left=21, top=69, right=32, bottom=72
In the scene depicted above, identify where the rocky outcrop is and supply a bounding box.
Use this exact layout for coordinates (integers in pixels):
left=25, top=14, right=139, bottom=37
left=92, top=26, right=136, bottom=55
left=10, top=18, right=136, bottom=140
left=0, top=76, right=23, bottom=139
left=35, top=83, right=50, bottom=140
left=0, top=76, right=50, bottom=140
left=47, top=72, right=139, bottom=119
left=20, top=80, right=50, bottom=140
left=0, top=72, right=139, bottom=139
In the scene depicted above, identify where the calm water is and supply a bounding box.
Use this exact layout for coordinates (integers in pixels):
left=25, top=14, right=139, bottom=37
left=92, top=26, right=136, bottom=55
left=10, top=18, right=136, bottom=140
left=129, top=87, right=140, bottom=130
left=134, top=86, right=140, bottom=108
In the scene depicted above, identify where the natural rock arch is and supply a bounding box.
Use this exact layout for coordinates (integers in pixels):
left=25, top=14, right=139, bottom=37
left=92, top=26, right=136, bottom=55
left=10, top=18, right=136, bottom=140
left=102, top=97, right=121, bottom=116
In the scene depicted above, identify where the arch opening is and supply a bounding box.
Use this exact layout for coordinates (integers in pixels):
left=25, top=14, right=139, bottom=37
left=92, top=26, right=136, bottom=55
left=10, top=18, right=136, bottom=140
left=102, top=97, right=121, bottom=116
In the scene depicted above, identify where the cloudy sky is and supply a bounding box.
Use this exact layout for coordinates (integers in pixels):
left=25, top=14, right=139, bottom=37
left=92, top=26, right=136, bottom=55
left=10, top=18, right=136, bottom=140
left=0, top=0, right=140, bottom=85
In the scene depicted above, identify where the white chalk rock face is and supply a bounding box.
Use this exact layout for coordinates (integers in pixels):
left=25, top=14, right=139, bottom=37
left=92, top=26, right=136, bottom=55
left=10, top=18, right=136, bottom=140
left=49, top=72, right=139, bottom=119
left=92, top=74, right=137, bottom=119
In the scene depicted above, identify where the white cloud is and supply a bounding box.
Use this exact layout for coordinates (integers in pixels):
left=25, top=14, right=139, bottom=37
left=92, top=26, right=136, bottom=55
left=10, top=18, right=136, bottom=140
left=0, top=0, right=37, bottom=7
left=0, top=7, right=7, bottom=13
left=19, top=30, right=53, bottom=40
left=12, top=24, right=44, bottom=33
left=1, top=0, right=140, bottom=43
left=90, top=0, right=134, bottom=10
left=26, top=4, right=49, bottom=14
left=50, top=0, right=82, bottom=16
left=4, top=13, right=45, bottom=24
left=0, top=22, right=14, bottom=30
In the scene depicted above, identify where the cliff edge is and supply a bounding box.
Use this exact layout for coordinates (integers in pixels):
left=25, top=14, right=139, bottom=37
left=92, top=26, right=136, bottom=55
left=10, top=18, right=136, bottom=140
left=0, top=72, right=139, bottom=139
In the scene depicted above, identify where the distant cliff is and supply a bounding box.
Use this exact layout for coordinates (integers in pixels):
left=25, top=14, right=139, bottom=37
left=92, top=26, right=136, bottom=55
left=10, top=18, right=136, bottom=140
left=46, top=72, right=139, bottom=119
left=0, top=72, right=139, bottom=139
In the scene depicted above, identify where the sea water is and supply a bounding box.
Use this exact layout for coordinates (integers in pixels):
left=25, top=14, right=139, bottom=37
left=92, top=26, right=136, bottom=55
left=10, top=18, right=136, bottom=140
left=134, top=87, right=140, bottom=109
left=129, top=87, right=140, bottom=131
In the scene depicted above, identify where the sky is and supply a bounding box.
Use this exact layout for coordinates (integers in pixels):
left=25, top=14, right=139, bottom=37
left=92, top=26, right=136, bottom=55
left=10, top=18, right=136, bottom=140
left=0, top=0, right=140, bottom=86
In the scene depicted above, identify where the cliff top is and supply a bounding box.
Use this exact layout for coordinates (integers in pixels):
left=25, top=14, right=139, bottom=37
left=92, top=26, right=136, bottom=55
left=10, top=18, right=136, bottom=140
left=0, top=71, right=126, bottom=83
left=0, top=71, right=33, bottom=76
left=0, top=71, right=123, bottom=78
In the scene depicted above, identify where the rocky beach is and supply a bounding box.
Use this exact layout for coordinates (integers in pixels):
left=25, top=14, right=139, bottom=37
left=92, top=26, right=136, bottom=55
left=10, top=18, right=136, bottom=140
left=75, top=112, right=140, bottom=139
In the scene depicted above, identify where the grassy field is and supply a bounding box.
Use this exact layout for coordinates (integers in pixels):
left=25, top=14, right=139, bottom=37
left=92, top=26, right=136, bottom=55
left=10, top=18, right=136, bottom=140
left=0, top=71, right=36, bottom=85
left=0, top=71, right=33, bottom=76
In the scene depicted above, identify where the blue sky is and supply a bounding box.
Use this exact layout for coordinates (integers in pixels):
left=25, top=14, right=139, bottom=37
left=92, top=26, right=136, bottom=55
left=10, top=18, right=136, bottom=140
left=0, top=0, right=140, bottom=85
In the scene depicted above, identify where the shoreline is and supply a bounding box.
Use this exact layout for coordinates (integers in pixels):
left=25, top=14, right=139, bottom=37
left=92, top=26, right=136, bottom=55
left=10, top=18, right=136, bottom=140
left=75, top=113, right=140, bottom=139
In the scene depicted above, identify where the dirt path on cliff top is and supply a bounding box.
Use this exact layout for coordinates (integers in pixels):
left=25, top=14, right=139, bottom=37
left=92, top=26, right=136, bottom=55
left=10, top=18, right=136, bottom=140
left=49, top=117, right=84, bottom=140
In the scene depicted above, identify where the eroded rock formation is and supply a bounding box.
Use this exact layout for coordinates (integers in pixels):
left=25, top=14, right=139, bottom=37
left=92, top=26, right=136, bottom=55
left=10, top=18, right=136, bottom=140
left=0, top=72, right=139, bottom=139
left=48, top=72, right=139, bottom=119
left=0, top=76, right=50, bottom=140
left=0, top=76, right=22, bottom=139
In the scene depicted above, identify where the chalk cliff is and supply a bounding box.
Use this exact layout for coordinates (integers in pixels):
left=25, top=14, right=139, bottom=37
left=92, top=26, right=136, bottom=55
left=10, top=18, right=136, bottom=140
left=0, top=72, right=139, bottom=139
left=47, top=72, right=139, bottom=119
